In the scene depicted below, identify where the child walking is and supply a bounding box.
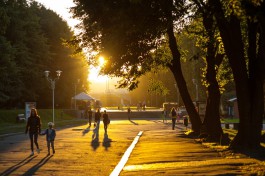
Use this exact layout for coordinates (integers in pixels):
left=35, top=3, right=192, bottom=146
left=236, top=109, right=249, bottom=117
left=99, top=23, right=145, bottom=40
left=41, top=122, right=56, bottom=155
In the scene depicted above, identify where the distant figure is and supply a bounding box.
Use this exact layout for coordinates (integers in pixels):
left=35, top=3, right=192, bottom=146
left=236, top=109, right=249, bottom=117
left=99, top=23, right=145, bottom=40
left=41, top=122, right=56, bottom=155
left=94, top=109, right=101, bottom=127
left=102, top=110, right=110, bottom=133
left=171, top=107, right=177, bottom=130
left=88, top=108, right=93, bottom=126
left=142, top=101, right=146, bottom=111
left=163, top=109, right=167, bottom=123
left=127, top=107, right=132, bottom=120
left=25, top=108, right=41, bottom=156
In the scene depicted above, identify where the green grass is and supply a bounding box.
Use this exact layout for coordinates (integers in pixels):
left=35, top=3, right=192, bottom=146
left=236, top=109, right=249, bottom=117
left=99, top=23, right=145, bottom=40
left=105, top=106, right=160, bottom=110
left=221, top=118, right=240, bottom=123
left=0, top=109, right=87, bottom=135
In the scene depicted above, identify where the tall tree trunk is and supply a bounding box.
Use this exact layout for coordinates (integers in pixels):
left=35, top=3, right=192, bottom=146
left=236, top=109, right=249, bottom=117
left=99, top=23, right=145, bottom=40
left=248, top=15, right=265, bottom=147
left=201, top=9, right=223, bottom=141
left=167, top=26, right=202, bottom=133
left=212, top=0, right=264, bottom=149
left=163, top=0, right=201, bottom=133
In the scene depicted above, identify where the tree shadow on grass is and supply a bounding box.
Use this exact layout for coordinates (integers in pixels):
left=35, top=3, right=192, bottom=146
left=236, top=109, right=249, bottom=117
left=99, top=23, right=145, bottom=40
left=1, top=155, right=37, bottom=176
left=232, top=146, right=265, bottom=161
left=179, top=131, right=265, bottom=161
left=21, top=155, right=53, bottom=176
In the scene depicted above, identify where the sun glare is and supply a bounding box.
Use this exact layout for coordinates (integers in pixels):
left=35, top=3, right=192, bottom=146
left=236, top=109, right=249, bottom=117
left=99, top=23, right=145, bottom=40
left=99, top=56, right=106, bottom=66
left=88, top=66, right=107, bottom=83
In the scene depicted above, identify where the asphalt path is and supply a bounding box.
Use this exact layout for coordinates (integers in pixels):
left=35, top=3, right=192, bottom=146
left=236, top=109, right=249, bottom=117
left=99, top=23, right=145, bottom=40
left=0, top=120, right=160, bottom=175
left=0, top=119, right=262, bottom=176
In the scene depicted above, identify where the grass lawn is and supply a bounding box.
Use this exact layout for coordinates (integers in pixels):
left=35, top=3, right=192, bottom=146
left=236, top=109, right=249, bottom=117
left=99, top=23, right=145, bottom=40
left=0, top=109, right=88, bottom=135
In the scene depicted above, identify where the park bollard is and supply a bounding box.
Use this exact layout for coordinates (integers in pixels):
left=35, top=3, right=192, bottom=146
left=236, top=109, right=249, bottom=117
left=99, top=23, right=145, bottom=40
left=183, top=116, right=188, bottom=129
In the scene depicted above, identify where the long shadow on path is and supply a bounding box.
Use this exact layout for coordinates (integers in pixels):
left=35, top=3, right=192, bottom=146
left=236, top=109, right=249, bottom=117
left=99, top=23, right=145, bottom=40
left=1, top=155, right=37, bottom=176
left=21, top=155, right=53, bottom=176
left=82, top=126, right=91, bottom=136
left=102, top=132, right=112, bottom=151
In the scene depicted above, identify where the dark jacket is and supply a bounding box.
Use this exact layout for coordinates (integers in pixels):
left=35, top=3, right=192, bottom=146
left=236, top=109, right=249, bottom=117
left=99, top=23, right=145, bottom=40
left=103, top=113, right=110, bottom=124
left=25, top=116, right=41, bottom=133
left=95, top=112, right=101, bottom=122
left=41, top=128, right=56, bottom=141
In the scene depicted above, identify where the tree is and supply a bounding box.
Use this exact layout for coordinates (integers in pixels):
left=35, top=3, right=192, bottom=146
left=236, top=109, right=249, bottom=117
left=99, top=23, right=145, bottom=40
left=209, top=0, right=265, bottom=149
left=72, top=0, right=202, bottom=133
left=0, top=0, right=88, bottom=108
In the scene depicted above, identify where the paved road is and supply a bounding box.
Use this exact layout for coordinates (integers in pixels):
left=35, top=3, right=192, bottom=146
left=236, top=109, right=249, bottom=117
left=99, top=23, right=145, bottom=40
left=0, top=120, right=261, bottom=175
left=0, top=120, right=157, bottom=175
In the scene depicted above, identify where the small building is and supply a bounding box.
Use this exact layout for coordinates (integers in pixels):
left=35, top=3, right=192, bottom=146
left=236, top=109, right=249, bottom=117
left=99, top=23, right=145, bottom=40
left=228, top=97, right=239, bottom=118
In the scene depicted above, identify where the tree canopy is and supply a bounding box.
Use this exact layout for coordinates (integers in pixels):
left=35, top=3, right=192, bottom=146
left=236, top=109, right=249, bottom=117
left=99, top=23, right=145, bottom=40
left=0, top=0, right=88, bottom=108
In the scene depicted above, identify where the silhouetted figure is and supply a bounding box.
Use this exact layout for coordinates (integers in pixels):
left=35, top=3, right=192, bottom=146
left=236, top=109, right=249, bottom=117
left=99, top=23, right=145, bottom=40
left=171, top=107, right=177, bottom=130
left=25, top=108, right=41, bottom=156
left=102, top=110, right=110, bottom=133
left=41, top=122, right=56, bottom=155
left=94, top=109, right=101, bottom=127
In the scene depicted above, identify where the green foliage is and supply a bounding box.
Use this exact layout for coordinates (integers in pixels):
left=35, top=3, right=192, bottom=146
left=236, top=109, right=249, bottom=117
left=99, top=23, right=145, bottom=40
left=71, top=0, right=188, bottom=90
left=182, top=15, right=233, bottom=94
left=0, top=0, right=88, bottom=108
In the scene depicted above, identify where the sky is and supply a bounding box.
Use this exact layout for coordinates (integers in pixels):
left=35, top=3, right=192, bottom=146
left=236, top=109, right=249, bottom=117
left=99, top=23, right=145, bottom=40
left=34, top=0, right=122, bottom=94
left=34, top=0, right=78, bottom=30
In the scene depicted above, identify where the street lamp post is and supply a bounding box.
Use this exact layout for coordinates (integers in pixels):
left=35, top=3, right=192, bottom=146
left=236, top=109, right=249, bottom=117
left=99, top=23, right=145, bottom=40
left=44, top=70, right=62, bottom=124
left=192, top=79, right=198, bottom=101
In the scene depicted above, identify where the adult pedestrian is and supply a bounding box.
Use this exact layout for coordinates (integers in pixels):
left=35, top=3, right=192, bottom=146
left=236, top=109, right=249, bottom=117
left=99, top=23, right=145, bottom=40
left=94, top=108, right=101, bottom=127
left=171, top=107, right=177, bottom=130
left=102, top=110, right=110, bottom=133
left=25, top=108, right=42, bottom=156
left=88, top=108, right=93, bottom=126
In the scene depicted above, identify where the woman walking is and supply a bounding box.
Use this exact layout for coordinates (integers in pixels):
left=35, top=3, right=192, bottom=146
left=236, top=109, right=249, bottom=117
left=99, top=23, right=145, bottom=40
left=25, top=108, right=42, bottom=156
left=171, top=107, right=177, bottom=130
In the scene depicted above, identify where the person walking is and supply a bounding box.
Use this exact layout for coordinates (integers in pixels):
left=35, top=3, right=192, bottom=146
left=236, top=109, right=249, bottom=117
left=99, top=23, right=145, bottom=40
left=171, top=107, right=177, bottom=130
left=102, top=110, right=110, bottom=133
left=94, top=108, right=101, bottom=127
left=41, top=122, right=56, bottom=155
left=25, top=108, right=42, bottom=156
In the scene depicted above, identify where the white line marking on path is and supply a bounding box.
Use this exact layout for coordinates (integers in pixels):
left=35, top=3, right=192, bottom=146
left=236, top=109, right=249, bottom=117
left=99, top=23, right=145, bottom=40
left=110, top=131, right=143, bottom=176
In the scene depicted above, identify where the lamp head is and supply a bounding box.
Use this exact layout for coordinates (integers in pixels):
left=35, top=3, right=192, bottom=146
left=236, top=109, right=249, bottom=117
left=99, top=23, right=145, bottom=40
left=44, top=70, right=50, bottom=78
left=56, top=70, right=62, bottom=77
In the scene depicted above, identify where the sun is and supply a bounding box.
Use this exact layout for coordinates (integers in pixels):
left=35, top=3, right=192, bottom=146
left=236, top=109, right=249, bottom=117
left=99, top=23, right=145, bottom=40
left=98, top=56, right=106, bottom=66
left=88, top=56, right=108, bottom=83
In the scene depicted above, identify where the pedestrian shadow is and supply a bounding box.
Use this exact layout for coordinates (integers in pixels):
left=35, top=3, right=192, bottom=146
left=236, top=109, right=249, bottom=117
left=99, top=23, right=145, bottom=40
left=0, top=155, right=37, bottom=176
left=91, top=138, right=100, bottom=151
left=102, top=132, right=112, bottom=150
left=82, top=126, right=91, bottom=136
left=129, top=120, right=138, bottom=125
left=21, top=155, right=53, bottom=176
left=91, top=124, right=100, bottom=151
